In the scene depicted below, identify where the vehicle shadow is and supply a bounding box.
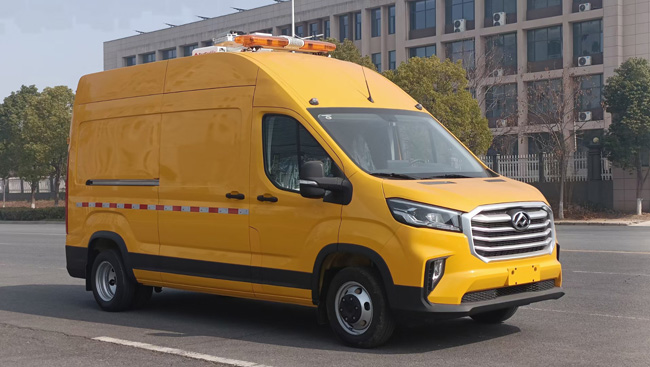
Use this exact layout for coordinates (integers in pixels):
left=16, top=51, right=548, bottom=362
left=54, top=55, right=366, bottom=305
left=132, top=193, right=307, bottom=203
left=0, top=284, right=520, bottom=354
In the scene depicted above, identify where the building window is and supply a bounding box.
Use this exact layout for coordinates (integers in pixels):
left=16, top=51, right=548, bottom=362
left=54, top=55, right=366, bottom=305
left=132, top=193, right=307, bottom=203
left=486, top=0, right=516, bottom=15
left=528, top=0, right=561, bottom=10
left=281, top=27, right=290, bottom=36
left=576, top=74, right=603, bottom=112
left=182, top=44, right=198, bottom=57
left=527, top=26, right=562, bottom=62
left=409, top=45, right=437, bottom=58
left=389, top=50, right=396, bottom=69
left=388, top=5, right=396, bottom=34
left=124, top=56, right=136, bottom=67
left=161, top=48, right=176, bottom=60
left=486, top=84, right=518, bottom=120
left=201, top=40, right=213, bottom=47
left=141, top=52, right=155, bottom=64
left=371, top=8, right=381, bottom=37
left=574, top=19, right=603, bottom=63
left=309, top=23, right=319, bottom=38
left=339, top=14, right=349, bottom=40
left=445, top=39, right=475, bottom=70
left=324, top=19, right=331, bottom=38
left=486, top=33, right=517, bottom=73
left=410, top=0, right=436, bottom=30
left=528, top=78, right=563, bottom=116
left=446, top=0, right=475, bottom=22
left=372, top=53, right=382, bottom=72
left=295, top=25, right=304, bottom=38
left=354, top=12, right=362, bottom=40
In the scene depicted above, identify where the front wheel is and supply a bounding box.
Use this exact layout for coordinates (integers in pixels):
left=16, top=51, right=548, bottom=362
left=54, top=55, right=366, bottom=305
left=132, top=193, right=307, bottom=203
left=470, top=306, right=518, bottom=324
left=326, top=267, right=395, bottom=348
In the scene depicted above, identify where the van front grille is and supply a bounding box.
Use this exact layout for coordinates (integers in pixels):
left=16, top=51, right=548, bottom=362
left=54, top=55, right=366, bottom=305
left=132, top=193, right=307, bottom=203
left=463, top=203, right=555, bottom=262
left=461, top=279, right=556, bottom=303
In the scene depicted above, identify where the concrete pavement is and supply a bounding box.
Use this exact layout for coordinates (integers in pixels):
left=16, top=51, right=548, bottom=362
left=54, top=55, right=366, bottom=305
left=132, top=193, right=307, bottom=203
left=0, top=223, right=648, bottom=366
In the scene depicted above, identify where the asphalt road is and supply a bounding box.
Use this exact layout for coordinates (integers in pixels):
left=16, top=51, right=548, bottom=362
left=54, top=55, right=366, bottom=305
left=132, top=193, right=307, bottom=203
left=0, top=223, right=649, bottom=367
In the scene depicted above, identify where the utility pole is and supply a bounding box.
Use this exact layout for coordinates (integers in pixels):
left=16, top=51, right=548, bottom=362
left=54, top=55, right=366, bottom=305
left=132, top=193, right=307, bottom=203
left=291, top=0, right=295, bottom=37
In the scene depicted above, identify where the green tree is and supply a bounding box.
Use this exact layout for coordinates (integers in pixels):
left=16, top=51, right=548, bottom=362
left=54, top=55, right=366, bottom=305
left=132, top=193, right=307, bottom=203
left=603, top=58, right=650, bottom=215
left=326, top=38, right=377, bottom=71
left=0, top=85, right=40, bottom=207
left=26, top=86, right=75, bottom=206
left=383, top=56, right=492, bottom=155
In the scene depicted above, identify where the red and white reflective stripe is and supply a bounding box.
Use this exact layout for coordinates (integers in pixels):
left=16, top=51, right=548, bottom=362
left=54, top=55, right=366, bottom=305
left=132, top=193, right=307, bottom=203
left=75, top=202, right=248, bottom=215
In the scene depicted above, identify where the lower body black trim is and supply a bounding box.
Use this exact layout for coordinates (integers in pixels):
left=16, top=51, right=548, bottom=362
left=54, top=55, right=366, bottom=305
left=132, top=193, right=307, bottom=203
left=65, top=245, right=87, bottom=279
left=392, top=287, right=564, bottom=317
left=130, top=253, right=311, bottom=290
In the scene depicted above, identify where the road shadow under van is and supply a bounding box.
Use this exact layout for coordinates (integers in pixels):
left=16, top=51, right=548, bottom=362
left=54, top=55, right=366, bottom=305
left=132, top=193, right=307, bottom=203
left=0, top=284, right=520, bottom=353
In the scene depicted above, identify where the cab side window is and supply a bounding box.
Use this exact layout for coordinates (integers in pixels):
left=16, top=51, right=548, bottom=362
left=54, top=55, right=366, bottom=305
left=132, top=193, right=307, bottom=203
left=262, top=115, right=338, bottom=192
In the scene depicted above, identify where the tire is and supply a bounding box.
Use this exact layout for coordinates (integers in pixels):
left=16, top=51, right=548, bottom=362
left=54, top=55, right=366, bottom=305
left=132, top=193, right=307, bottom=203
left=90, top=249, right=139, bottom=312
left=470, top=306, right=518, bottom=324
left=326, top=267, right=396, bottom=348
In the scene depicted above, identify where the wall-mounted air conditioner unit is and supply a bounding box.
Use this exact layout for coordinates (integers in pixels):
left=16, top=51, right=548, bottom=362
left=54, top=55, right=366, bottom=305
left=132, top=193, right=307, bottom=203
left=453, top=19, right=466, bottom=32
left=579, top=3, right=592, bottom=12
left=493, top=12, right=506, bottom=26
left=496, top=119, right=508, bottom=128
left=494, top=68, right=505, bottom=77
left=578, top=56, right=592, bottom=66
left=579, top=111, right=592, bottom=122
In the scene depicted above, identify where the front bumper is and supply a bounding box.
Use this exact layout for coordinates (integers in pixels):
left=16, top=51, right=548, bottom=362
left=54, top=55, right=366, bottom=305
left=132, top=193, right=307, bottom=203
left=390, top=284, right=564, bottom=317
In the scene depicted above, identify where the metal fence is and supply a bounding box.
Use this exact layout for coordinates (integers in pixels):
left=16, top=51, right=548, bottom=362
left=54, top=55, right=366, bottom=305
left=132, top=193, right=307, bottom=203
left=479, top=152, right=612, bottom=183
left=1, top=177, right=66, bottom=194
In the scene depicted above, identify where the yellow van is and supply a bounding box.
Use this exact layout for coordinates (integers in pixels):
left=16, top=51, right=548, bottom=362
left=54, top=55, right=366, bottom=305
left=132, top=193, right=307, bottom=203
left=66, top=35, right=563, bottom=348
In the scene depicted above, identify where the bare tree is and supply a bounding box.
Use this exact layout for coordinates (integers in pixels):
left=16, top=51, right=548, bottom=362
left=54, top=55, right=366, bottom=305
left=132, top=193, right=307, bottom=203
left=466, top=34, right=521, bottom=153
left=523, top=69, right=589, bottom=219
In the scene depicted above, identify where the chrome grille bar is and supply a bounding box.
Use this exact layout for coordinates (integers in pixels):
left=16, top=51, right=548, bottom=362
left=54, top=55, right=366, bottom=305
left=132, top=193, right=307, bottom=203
left=461, top=202, right=556, bottom=263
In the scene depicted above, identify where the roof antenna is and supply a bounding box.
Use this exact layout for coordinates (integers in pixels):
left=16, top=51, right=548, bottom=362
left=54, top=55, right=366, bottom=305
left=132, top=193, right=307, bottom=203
left=361, top=67, right=374, bottom=103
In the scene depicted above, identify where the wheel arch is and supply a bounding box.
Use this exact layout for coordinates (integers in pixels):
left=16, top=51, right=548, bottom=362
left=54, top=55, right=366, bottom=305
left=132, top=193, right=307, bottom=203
left=311, top=243, right=397, bottom=307
left=85, top=231, right=136, bottom=290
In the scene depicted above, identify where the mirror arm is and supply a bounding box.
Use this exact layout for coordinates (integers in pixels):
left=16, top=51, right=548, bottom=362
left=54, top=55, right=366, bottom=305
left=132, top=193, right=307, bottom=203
left=305, top=177, right=344, bottom=191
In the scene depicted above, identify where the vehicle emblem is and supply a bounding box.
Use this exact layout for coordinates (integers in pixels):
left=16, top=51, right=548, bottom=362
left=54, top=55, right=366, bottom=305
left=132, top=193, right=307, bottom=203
left=511, top=211, right=531, bottom=231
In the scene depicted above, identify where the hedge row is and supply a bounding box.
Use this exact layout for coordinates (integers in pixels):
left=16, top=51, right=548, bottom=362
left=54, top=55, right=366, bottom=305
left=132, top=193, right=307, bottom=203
left=0, top=207, right=65, bottom=221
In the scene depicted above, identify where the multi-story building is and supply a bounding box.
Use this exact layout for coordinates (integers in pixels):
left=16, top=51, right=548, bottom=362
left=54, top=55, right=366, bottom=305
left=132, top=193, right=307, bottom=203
left=104, top=0, right=650, bottom=156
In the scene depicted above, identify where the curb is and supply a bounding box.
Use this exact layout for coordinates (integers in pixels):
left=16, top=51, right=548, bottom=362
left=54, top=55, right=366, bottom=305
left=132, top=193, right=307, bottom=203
left=0, top=220, right=65, bottom=224
left=555, top=221, right=636, bottom=226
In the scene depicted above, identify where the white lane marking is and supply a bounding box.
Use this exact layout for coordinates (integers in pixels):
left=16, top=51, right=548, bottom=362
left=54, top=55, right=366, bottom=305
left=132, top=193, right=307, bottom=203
left=572, top=270, right=650, bottom=277
left=521, top=307, right=650, bottom=322
left=93, top=337, right=271, bottom=367
left=562, top=249, right=650, bottom=255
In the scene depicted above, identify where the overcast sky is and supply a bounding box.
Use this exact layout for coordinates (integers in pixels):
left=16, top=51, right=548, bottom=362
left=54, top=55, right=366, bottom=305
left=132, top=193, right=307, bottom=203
left=0, top=0, right=274, bottom=100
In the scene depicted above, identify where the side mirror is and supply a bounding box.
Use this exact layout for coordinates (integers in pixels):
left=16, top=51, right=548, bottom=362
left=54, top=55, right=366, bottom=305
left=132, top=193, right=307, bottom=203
left=300, top=161, right=327, bottom=198
left=299, top=161, right=353, bottom=204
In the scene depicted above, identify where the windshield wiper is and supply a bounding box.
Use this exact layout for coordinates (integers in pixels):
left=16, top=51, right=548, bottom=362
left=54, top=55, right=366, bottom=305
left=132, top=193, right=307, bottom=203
left=420, top=174, right=473, bottom=179
left=370, top=172, right=419, bottom=180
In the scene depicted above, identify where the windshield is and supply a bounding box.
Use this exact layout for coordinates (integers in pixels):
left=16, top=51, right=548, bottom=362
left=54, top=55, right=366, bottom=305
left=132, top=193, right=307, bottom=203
left=309, top=108, right=491, bottom=179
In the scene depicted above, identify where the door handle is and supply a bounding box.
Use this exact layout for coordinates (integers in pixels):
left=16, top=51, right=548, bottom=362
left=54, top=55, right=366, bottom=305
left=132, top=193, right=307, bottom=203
left=257, top=194, right=278, bottom=203
left=226, top=192, right=245, bottom=200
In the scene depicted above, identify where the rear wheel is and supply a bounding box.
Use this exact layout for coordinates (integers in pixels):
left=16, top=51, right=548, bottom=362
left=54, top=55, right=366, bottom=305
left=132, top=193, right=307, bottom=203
left=470, top=306, right=518, bottom=324
left=326, top=267, right=395, bottom=348
left=91, top=250, right=149, bottom=311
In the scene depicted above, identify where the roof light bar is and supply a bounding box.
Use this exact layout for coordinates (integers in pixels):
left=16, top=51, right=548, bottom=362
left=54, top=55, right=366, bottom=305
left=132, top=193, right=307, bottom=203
left=234, top=34, right=336, bottom=53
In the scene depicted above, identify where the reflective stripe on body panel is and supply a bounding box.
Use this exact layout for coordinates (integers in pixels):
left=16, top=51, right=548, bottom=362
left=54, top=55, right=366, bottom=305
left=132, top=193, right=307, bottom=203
left=74, top=202, right=248, bottom=215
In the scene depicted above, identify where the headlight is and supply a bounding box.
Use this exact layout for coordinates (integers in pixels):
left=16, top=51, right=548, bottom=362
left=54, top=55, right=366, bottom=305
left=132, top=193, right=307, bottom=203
left=387, top=198, right=462, bottom=232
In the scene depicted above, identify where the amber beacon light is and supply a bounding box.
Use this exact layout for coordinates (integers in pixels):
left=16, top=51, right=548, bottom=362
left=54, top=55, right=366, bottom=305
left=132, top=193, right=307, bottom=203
left=234, top=34, right=336, bottom=53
